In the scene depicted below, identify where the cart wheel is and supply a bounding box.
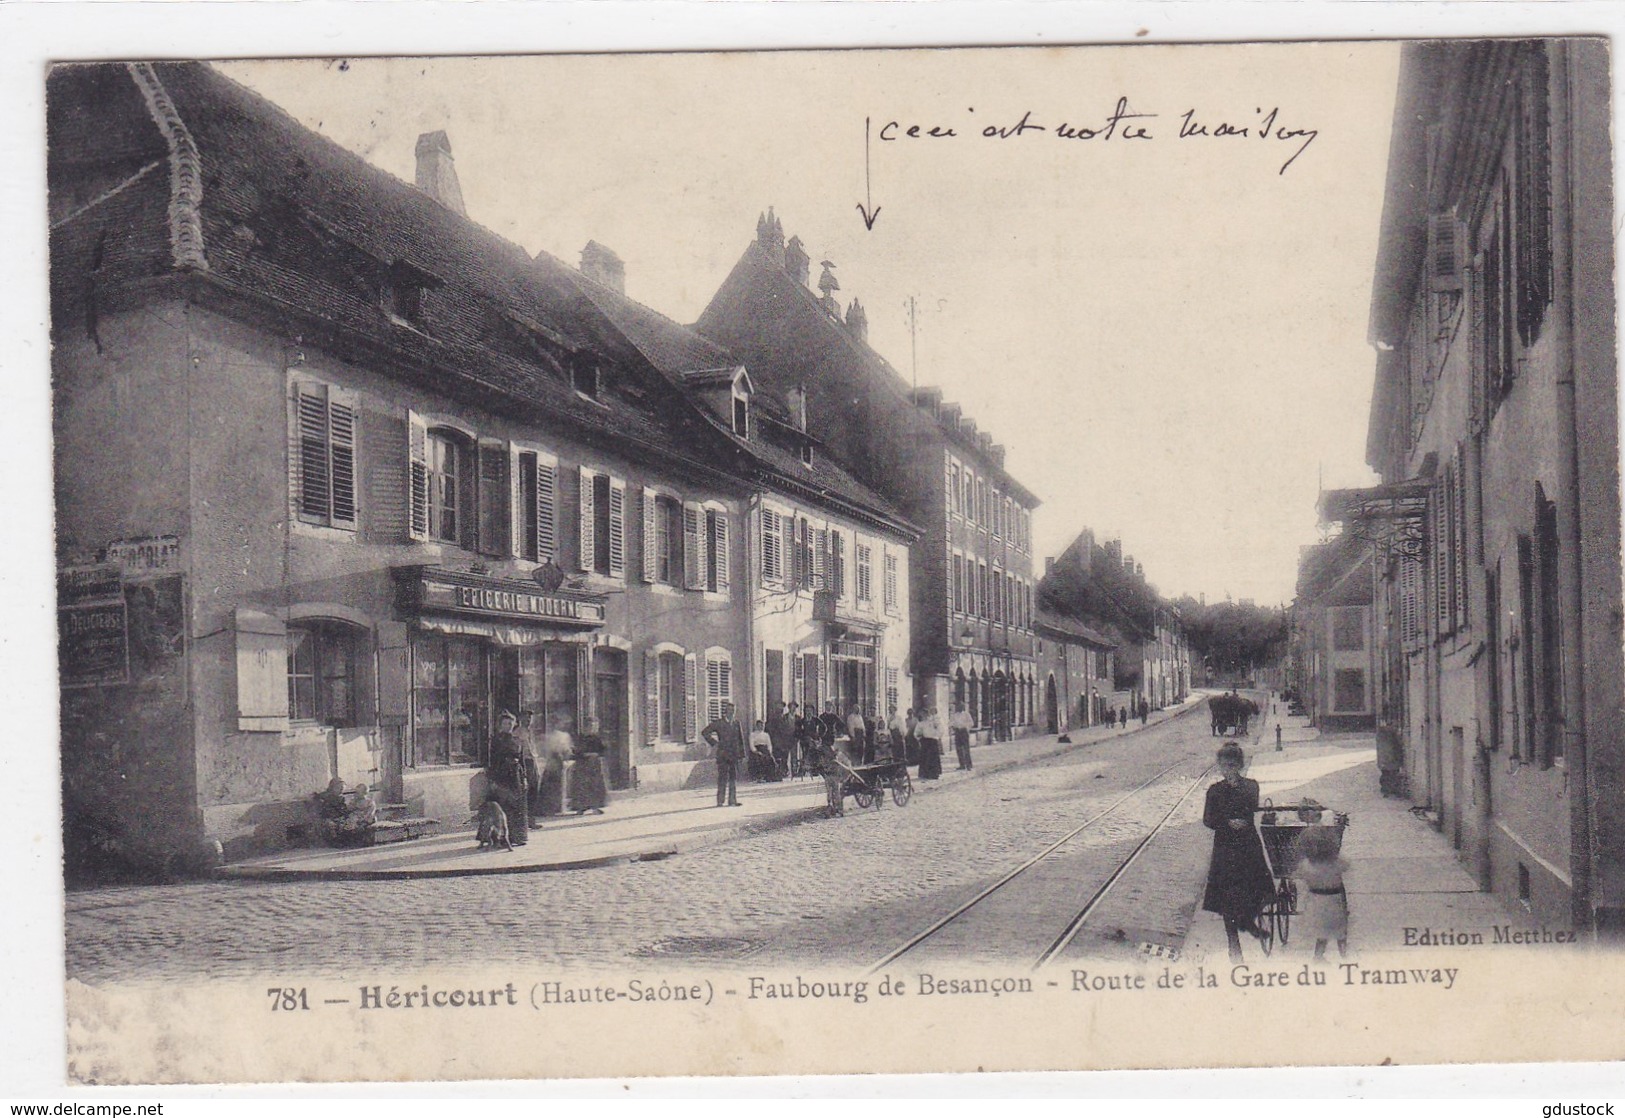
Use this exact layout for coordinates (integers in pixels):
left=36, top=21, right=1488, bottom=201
left=1275, top=881, right=1296, bottom=947
left=853, top=787, right=875, bottom=810
left=891, top=772, right=913, bottom=807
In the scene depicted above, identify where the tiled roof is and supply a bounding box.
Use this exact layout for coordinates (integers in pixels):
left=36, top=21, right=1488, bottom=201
left=698, top=241, right=1042, bottom=508
left=570, top=270, right=918, bottom=537
left=1035, top=610, right=1117, bottom=649
left=47, top=62, right=733, bottom=476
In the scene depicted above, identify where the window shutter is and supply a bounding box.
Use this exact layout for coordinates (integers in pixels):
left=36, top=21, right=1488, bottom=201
left=761, top=508, right=782, bottom=584
left=477, top=438, right=508, bottom=555
left=577, top=466, right=596, bottom=571
left=294, top=382, right=330, bottom=523
left=1430, top=210, right=1462, bottom=292
left=832, top=530, right=846, bottom=599
left=327, top=387, right=359, bottom=528
left=641, top=488, right=659, bottom=583
left=812, top=527, right=827, bottom=590
left=707, top=657, right=722, bottom=723
left=608, top=479, right=627, bottom=578
left=406, top=410, right=430, bottom=541
left=793, top=653, right=805, bottom=708
left=712, top=510, right=730, bottom=591
left=235, top=608, right=288, bottom=732
left=1453, top=451, right=1468, bottom=630
left=533, top=457, right=557, bottom=562
left=683, top=651, right=699, bottom=741
left=508, top=446, right=525, bottom=559
left=718, top=657, right=732, bottom=717
left=683, top=502, right=704, bottom=590
left=643, top=651, right=660, bottom=744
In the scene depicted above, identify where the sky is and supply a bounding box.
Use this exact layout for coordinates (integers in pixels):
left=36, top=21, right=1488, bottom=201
left=222, top=43, right=1398, bottom=606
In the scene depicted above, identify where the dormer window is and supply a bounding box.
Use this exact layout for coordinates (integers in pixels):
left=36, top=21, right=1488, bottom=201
left=733, top=393, right=749, bottom=438
left=383, top=260, right=436, bottom=330
left=571, top=354, right=600, bottom=399
left=800, top=443, right=814, bottom=468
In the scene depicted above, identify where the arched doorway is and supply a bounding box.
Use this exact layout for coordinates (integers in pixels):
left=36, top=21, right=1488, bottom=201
left=1045, top=675, right=1059, bottom=734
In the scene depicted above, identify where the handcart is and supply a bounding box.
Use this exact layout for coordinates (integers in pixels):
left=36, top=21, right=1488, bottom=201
left=1252, top=799, right=1350, bottom=953
left=824, top=756, right=913, bottom=816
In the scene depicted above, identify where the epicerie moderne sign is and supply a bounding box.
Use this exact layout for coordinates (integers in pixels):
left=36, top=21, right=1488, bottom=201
left=418, top=578, right=605, bottom=627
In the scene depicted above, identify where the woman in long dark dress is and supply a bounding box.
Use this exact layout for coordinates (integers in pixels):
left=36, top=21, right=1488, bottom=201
left=567, top=719, right=609, bottom=814
left=917, top=708, right=944, bottom=780
left=1202, top=742, right=1274, bottom=962
left=485, top=711, right=530, bottom=846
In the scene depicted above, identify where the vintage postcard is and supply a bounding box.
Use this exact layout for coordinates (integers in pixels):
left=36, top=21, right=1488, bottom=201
left=40, top=35, right=1625, bottom=1087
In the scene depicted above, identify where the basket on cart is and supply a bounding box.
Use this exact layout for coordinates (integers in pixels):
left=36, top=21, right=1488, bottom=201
left=1253, top=800, right=1350, bottom=954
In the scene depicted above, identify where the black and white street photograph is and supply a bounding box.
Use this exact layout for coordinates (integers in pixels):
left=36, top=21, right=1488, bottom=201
left=16, top=8, right=1625, bottom=1090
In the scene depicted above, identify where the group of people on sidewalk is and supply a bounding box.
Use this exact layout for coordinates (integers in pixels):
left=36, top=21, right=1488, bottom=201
left=701, top=699, right=986, bottom=806
left=482, top=710, right=610, bottom=847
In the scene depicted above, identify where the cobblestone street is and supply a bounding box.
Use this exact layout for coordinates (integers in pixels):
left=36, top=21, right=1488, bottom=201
left=67, top=705, right=1243, bottom=985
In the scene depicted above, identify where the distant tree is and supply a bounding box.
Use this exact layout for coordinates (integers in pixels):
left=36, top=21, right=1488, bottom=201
left=1173, top=595, right=1287, bottom=680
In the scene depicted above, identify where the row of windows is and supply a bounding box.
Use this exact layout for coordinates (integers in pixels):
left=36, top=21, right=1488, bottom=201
left=945, top=454, right=1031, bottom=552
left=757, top=508, right=902, bottom=614
left=280, top=618, right=737, bottom=755
left=947, top=551, right=1034, bottom=630
left=293, top=384, right=732, bottom=592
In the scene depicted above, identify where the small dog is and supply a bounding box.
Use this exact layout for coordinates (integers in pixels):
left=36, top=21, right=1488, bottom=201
left=475, top=799, right=513, bottom=851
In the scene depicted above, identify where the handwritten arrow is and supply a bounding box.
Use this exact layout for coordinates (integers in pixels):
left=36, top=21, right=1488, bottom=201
left=857, top=116, right=881, bottom=230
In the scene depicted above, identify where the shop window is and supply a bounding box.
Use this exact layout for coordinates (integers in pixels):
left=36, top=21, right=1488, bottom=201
left=410, top=633, right=485, bottom=768
left=290, top=380, right=358, bottom=530
left=286, top=621, right=361, bottom=726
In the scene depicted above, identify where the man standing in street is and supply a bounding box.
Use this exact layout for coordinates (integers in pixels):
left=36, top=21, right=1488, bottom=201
left=702, top=701, right=745, bottom=807
left=949, top=701, right=974, bottom=771
left=768, top=702, right=795, bottom=781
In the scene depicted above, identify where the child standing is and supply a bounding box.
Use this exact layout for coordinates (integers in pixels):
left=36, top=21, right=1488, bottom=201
left=1201, top=742, right=1275, bottom=962
left=1296, top=824, right=1350, bottom=959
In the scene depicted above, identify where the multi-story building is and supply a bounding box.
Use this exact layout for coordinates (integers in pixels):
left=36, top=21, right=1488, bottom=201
left=50, top=62, right=766, bottom=870
left=1323, top=39, right=1623, bottom=933
left=1290, top=533, right=1378, bottom=732
left=568, top=248, right=919, bottom=729
left=696, top=214, right=1041, bottom=743
left=1035, top=611, right=1116, bottom=733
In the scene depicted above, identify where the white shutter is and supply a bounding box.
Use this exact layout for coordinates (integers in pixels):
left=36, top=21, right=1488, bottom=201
left=1429, top=210, right=1463, bottom=292
left=508, top=445, right=525, bottom=559
left=643, top=650, right=660, bottom=744
left=407, top=410, right=430, bottom=541
left=683, top=502, right=704, bottom=590
left=578, top=466, right=596, bottom=571
left=707, top=657, right=722, bottom=723
left=477, top=437, right=508, bottom=555
left=608, top=479, right=626, bottom=578
left=684, top=651, right=699, bottom=741
left=713, top=510, right=730, bottom=591
left=641, top=487, right=659, bottom=583
left=761, top=508, right=782, bottom=584
left=793, top=652, right=805, bottom=708
left=813, top=528, right=827, bottom=590
left=235, top=608, right=288, bottom=732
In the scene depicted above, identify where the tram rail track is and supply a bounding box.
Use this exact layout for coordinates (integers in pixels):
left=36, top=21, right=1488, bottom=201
left=867, top=755, right=1214, bottom=973
left=868, top=691, right=1267, bottom=973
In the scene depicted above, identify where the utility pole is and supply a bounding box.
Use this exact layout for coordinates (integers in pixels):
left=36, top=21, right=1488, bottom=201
left=908, top=295, right=918, bottom=391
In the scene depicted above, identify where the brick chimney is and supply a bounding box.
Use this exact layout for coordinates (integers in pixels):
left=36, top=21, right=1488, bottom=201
left=756, top=208, right=785, bottom=266
left=580, top=241, right=626, bottom=294
left=845, top=297, right=868, bottom=342
left=784, top=235, right=810, bottom=286
left=976, top=431, right=994, bottom=457
left=786, top=386, right=808, bottom=431
left=414, top=131, right=467, bottom=216
left=989, top=442, right=1006, bottom=468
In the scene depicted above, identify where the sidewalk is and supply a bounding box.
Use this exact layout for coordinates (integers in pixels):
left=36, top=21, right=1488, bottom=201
left=1180, top=715, right=1536, bottom=962
left=219, top=695, right=1210, bottom=880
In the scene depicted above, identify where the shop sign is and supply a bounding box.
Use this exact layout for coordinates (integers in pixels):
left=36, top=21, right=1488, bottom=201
left=417, top=575, right=605, bottom=628
left=106, top=535, right=181, bottom=576
left=58, top=564, right=129, bottom=687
